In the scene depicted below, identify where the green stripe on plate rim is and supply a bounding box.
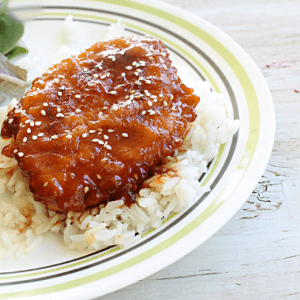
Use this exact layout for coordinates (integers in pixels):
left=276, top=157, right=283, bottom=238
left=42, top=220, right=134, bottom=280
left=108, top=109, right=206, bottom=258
left=0, top=0, right=260, bottom=297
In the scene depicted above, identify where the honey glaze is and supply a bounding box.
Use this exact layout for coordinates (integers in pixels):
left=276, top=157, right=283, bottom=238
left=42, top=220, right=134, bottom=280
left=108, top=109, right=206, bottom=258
left=1, top=36, right=199, bottom=212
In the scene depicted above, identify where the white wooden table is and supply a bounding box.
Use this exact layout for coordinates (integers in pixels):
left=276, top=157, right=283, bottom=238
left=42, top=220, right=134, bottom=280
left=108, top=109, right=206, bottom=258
left=97, top=0, right=300, bottom=299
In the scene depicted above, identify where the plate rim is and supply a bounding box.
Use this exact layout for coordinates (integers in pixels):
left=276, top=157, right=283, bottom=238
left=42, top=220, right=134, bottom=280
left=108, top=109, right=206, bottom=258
left=1, top=0, right=275, bottom=298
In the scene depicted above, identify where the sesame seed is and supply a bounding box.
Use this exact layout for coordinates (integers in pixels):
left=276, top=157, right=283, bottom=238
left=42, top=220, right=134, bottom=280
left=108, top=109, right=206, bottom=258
left=13, top=149, right=18, bottom=153
left=54, top=78, right=59, bottom=83
left=170, top=95, right=174, bottom=100
left=148, top=101, right=153, bottom=106
left=163, top=64, right=167, bottom=70
left=75, top=95, right=81, bottom=99
left=125, top=95, right=129, bottom=100
left=66, top=134, right=72, bottom=139
left=35, top=121, right=41, bottom=126
left=121, top=72, right=125, bottom=76
left=32, top=135, right=38, bottom=140
left=84, top=187, right=89, bottom=193
left=89, top=130, right=96, bottom=133
left=149, top=56, right=154, bottom=60
left=159, top=58, right=164, bottom=63
left=175, top=138, right=180, bottom=142
left=104, top=141, right=108, bottom=147
left=172, top=106, right=176, bottom=111
left=113, top=104, right=118, bottom=110
left=38, top=133, right=44, bottom=137
left=43, top=182, right=48, bottom=187
left=159, top=94, right=163, bottom=97
left=58, top=75, right=65, bottom=78
left=130, top=90, right=136, bottom=94
left=142, top=111, right=146, bottom=115
left=18, top=152, right=24, bottom=157
left=106, top=145, right=112, bottom=150
left=146, top=80, right=151, bottom=84
left=107, top=129, right=115, bottom=133
left=57, top=107, right=61, bottom=112
left=98, top=140, right=104, bottom=145
left=75, top=109, right=81, bottom=113
left=132, top=61, right=137, bottom=66
left=25, top=120, right=30, bottom=124
left=100, top=75, right=106, bottom=79
left=101, top=158, right=108, bottom=162
left=92, top=139, right=99, bottom=142
left=134, top=72, right=139, bottom=76
left=41, top=110, right=46, bottom=116
left=126, top=100, right=131, bottom=105
left=27, top=128, right=31, bottom=133
left=122, top=133, right=128, bottom=137
left=149, top=111, right=156, bottom=115
left=110, top=91, right=117, bottom=94
left=103, top=135, right=109, bottom=140
left=98, top=112, right=103, bottom=117
left=137, top=69, right=142, bottom=73
left=58, top=92, right=62, bottom=96
left=126, top=66, right=132, bottom=70
left=163, top=100, right=168, bottom=107
left=51, top=135, right=58, bottom=139
left=82, top=133, right=88, bottom=138
left=108, top=55, right=115, bottom=61
left=135, top=80, right=141, bottom=85
left=43, top=103, right=48, bottom=106
left=97, top=174, right=102, bottom=179
left=56, top=113, right=64, bottom=118
left=93, top=74, right=99, bottom=78
left=8, top=118, right=13, bottom=124
left=23, top=137, right=27, bottom=143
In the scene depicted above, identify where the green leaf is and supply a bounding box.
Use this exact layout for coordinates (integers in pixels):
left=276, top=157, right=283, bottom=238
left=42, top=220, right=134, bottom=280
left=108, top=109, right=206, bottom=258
left=6, top=45, right=28, bottom=59
left=0, top=0, right=9, bottom=15
left=0, top=12, right=24, bottom=55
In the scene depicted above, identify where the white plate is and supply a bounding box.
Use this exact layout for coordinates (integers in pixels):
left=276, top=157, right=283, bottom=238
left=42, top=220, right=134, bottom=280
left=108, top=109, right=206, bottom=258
left=0, top=0, right=275, bottom=299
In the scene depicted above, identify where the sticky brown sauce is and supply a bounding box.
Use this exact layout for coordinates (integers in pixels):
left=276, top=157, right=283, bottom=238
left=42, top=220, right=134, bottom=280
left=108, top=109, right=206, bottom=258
left=1, top=36, right=199, bottom=212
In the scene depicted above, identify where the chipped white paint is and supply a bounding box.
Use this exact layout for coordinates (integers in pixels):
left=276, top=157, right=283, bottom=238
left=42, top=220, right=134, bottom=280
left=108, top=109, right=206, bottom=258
left=98, top=0, right=300, bottom=299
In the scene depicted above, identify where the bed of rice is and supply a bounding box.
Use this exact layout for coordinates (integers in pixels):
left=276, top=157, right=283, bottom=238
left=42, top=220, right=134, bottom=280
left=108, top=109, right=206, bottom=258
left=0, top=17, right=239, bottom=259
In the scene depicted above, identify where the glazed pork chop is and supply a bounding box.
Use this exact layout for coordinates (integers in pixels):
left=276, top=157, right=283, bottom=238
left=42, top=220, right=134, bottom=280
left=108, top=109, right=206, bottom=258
left=1, top=36, right=200, bottom=212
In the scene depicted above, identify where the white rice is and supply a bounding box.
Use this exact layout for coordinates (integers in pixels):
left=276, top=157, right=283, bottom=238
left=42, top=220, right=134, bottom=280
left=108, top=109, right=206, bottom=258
left=0, top=18, right=239, bottom=259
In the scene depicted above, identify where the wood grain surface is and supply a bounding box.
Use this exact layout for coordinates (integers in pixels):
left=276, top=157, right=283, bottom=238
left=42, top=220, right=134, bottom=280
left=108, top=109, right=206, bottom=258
left=97, top=1, right=300, bottom=299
